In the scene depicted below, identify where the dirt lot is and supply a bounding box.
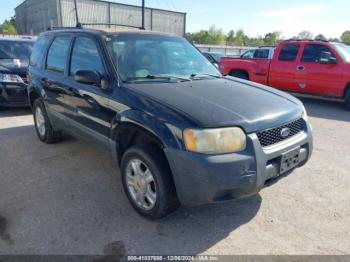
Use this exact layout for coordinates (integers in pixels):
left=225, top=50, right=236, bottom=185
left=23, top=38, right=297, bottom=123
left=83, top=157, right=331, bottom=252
left=0, top=98, right=350, bottom=256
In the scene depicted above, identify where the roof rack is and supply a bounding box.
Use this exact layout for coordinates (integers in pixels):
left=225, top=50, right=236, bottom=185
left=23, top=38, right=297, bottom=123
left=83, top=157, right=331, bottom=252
left=284, top=39, right=329, bottom=43
left=79, top=23, right=145, bottom=30
left=48, top=23, right=144, bottom=31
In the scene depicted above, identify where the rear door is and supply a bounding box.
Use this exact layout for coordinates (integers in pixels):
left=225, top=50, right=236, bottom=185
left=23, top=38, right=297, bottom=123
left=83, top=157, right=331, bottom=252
left=269, top=43, right=301, bottom=92
left=64, top=35, right=114, bottom=152
left=295, top=43, right=344, bottom=97
left=41, top=35, right=73, bottom=123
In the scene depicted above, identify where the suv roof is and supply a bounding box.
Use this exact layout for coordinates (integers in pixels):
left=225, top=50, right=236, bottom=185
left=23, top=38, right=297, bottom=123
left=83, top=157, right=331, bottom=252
left=40, top=28, right=178, bottom=38
left=283, top=39, right=330, bottom=43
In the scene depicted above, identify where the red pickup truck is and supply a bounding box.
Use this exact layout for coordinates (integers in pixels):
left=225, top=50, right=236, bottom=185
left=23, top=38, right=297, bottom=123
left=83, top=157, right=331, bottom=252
left=219, top=40, right=350, bottom=108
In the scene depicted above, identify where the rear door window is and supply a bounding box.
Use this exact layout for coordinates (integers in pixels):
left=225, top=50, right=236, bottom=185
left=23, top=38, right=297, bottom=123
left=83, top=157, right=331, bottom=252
left=301, top=44, right=335, bottom=63
left=46, top=36, right=72, bottom=74
left=278, top=44, right=300, bottom=61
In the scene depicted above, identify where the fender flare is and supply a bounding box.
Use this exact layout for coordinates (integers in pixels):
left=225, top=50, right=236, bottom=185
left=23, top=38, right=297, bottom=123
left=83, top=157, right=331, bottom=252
left=110, top=109, right=183, bottom=162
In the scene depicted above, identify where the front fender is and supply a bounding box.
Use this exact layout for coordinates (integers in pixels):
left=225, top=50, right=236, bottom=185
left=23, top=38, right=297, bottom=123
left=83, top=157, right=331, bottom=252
left=111, top=109, right=184, bottom=150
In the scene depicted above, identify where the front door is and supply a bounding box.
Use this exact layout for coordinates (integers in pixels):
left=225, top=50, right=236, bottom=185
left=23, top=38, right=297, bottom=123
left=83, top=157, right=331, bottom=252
left=295, top=43, right=344, bottom=97
left=64, top=36, right=115, bottom=152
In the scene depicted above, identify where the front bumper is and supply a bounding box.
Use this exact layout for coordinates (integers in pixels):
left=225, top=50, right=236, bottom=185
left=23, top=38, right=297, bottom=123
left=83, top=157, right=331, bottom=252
left=0, top=82, right=29, bottom=107
left=165, top=121, right=313, bottom=207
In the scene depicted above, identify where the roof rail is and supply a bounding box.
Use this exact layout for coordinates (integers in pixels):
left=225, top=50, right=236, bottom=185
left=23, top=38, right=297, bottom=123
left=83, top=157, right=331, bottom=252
left=48, top=24, right=82, bottom=31
left=79, top=23, right=145, bottom=30
left=283, top=39, right=329, bottom=43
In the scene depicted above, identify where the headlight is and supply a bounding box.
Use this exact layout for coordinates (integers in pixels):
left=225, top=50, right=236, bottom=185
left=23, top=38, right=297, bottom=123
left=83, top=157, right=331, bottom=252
left=0, top=73, right=24, bottom=83
left=302, top=106, right=308, bottom=121
left=183, top=127, right=246, bottom=154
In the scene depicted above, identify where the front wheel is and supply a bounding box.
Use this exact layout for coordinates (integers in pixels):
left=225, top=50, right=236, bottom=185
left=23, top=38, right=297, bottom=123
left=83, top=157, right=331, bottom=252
left=121, top=144, right=179, bottom=219
left=33, top=99, right=63, bottom=144
left=345, top=89, right=350, bottom=110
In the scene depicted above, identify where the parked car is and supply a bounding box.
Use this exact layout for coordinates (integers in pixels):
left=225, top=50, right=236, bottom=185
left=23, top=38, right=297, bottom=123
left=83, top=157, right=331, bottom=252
left=202, top=52, right=223, bottom=67
left=28, top=28, right=313, bottom=219
left=220, top=40, right=350, bottom=108
left=0, top=38, right=35, bottom=108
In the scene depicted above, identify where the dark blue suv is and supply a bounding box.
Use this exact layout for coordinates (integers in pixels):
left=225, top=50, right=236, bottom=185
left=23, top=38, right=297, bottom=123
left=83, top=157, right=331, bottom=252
left=28, top=29, right=313, bottom=219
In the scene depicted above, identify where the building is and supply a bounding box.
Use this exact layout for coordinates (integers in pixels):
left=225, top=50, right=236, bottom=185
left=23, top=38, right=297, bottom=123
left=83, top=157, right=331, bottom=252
left=15, top=0, right=186, bottom=36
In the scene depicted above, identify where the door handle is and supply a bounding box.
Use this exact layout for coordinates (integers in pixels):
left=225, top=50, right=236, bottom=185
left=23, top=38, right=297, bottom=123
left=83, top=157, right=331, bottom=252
left=296, top=66, right=305, bottom=71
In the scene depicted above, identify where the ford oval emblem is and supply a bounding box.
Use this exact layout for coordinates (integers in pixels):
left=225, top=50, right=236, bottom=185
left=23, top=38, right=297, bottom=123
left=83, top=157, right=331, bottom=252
left=281, top=128, right=291, bottom=138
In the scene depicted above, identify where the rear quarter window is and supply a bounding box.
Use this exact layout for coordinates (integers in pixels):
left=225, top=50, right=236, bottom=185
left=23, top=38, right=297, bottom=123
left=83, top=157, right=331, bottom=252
left=278, top=44, right=300, bottom=61
left=30, top=36, right=49, bottom=67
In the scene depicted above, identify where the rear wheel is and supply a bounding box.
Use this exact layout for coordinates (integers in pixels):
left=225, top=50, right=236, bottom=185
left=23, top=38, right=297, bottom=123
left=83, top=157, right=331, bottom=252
left=121, top=144, right=179, bottom=219
left=229, top=71, right=249, bottom=80
left=33, top=99, right=63, bottom=144
left=345, top=89, right=350, bottom=110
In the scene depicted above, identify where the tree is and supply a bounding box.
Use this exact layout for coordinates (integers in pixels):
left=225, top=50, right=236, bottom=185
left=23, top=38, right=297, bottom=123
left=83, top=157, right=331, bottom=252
left=314, top=34, right=327, bottom=41
left=264, top=31, right=281, bottom=46
left=297, top=31, right=313, bottom=40
left=226, top=30, right=235, bottom=45
left=207, top=25, right=225, bottom=45
left=341, top=31, right=350, bottom=45
left=0, top=16, right=17, bottom=34
left=234, top=29, right=245, bottom=46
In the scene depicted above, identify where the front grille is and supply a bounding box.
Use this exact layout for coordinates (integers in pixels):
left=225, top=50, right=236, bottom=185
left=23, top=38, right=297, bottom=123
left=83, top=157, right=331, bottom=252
left=257, top=119, right=303, bottom=147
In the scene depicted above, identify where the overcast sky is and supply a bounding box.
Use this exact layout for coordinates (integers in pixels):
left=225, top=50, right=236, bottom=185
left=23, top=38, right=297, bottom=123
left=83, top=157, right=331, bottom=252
left=2, top=0, right=349, bottom=38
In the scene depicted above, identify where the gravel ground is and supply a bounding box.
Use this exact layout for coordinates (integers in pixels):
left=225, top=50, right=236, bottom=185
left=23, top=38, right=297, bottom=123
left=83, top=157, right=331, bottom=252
left=0, top=98, right=349, bottom=256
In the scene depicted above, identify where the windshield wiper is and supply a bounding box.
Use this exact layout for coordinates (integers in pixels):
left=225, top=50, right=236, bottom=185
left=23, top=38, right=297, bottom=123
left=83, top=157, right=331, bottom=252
left=126, top=75, right=191, bottom=82
left=190, top=73, right=222, bottom=79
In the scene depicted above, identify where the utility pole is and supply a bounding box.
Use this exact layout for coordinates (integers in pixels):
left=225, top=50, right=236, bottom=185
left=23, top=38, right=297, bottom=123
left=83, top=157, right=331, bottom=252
left=141, top=0, right=145, bottom=29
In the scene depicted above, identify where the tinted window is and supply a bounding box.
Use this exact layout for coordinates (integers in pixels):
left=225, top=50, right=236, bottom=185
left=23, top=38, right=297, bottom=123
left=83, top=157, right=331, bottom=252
left=30, top=36, right=49, bottom=66
left=301, top=44, right=335, bottom=63
left=70, top=37, right=104, bottom=76
left=0, top=40, right=33, bottom=60
left=254, top=49, right=269, bottom=59
left=278, top=44, right=300, bottom=61
left=46, top=36, right=72, bottom=74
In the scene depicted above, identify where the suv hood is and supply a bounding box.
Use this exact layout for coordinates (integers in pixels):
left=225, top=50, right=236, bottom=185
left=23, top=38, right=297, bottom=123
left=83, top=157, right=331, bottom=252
left=126, top=77, right=303, bottom=133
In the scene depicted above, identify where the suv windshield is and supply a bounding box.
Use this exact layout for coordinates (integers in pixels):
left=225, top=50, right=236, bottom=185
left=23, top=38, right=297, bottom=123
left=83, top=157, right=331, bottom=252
left=105, top=34, right=221, bottom=82
left=333, top=43, right=350, bottom=63
left=0, top=40, right=33, bottom=61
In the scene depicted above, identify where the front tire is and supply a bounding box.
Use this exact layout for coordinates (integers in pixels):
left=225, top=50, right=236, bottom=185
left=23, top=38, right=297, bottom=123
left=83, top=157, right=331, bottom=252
left=121, top=144, right=179, bottom=219
left=33, top=99, right=63, bottom=144
left=345, top=89, right=350, bottom=110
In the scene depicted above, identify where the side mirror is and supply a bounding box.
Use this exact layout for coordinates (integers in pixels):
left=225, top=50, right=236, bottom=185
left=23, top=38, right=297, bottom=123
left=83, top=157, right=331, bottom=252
left=328, top=57, right=338, bottom=64
left=74, top=70, right=102, bottom=86
left=319, top=57, right=337, bottom=65
left=319, top=52, right=337, bottom=65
